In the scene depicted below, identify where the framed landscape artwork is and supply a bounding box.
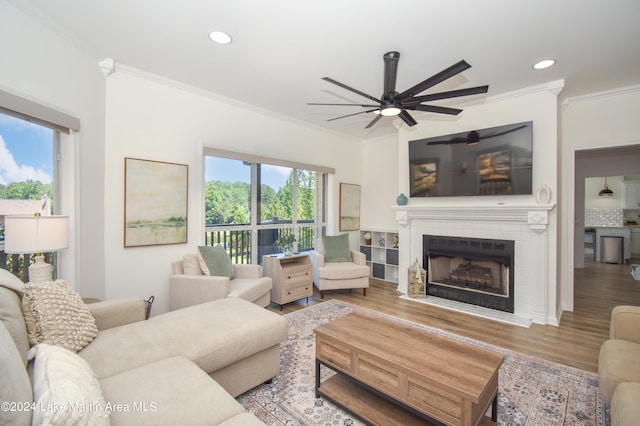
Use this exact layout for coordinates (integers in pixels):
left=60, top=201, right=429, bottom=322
left=339, top=183, right=360, bottom=231
left=124, top=158, right=188, bottom=247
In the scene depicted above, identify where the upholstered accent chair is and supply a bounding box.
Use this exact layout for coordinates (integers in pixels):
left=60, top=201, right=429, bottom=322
left=598, top=305, right=640, bottom=425
left=170, top=250, right=272, bottom=310
left=309, top=234, right=370, bottom=299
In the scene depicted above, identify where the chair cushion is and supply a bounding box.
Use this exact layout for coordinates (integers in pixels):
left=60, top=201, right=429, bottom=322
left=22, top=280, right=98, bottom=353
left=322, top=234, right=352, bottom=262
left=611, top=382, right=640, bottom=426
left=319, top=262, right=370, bottom=280
left=598, top=338, right=640, bottom=402
left=198, top=245, right=235, bottom=279
left=28, top=343, right=109, bottom=426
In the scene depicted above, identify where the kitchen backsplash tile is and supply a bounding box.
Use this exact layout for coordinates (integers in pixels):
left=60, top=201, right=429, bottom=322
left=624, top=209, right=640, bottom=224
left=585, top=208, right=624, bottom=227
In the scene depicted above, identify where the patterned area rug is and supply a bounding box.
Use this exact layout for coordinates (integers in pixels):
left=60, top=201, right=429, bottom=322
left=238, top=300, right=608, bottom=425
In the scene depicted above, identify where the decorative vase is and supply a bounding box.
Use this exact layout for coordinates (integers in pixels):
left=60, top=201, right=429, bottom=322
left=283, top=244, right=294, bottom=256
left=396, top=193, right=408, bottom=205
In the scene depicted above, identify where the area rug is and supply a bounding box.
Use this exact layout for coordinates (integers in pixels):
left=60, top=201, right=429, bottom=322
left=238, top=300, right=608, bottom=425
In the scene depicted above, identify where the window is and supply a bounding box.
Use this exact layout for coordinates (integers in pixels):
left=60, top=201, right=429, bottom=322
left=0, top=112, right=59, bottom=280
left=204, top=148, right=333, bottom=264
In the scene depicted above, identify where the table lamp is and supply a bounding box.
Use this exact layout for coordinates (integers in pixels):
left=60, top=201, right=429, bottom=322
left=4, top=214, right=69, bottom=283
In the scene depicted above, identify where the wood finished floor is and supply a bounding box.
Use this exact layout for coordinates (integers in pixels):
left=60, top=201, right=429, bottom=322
left=267, top=257, right=640, bottom=373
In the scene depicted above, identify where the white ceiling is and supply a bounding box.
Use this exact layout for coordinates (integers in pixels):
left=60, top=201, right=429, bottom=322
left=11, top=0, right=640, bottom=139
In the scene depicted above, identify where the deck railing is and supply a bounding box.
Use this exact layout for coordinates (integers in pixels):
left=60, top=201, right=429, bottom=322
left=0, top=249, right=57, bottom=282
left=204, top=224, right=318, bottom=264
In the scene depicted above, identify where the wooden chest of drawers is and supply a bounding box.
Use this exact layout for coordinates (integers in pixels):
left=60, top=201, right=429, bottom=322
left=262, top=253, right=313, bottom=309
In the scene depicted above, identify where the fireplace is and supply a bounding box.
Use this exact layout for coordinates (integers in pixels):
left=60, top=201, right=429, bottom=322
left=423, top=235, right=515, bottom=313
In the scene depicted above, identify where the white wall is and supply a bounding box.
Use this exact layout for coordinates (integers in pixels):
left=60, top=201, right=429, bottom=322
left=0, top=1, right=106, bottom=297
left=361, top=133, right=400, bottom=231
left=561, top=88, right=640, bottom=309
left=104, top=69, right=361, bottom=313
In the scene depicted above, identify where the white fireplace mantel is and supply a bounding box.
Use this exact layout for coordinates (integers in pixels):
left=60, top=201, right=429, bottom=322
left=391, top=202, right=556, bottom=326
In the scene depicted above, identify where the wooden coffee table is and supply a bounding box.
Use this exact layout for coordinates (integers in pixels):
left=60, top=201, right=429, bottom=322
left=314, top=311, right=503, bottom=426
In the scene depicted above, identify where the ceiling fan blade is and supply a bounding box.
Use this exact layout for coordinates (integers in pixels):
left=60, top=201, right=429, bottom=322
left=407, top=104, right=462, bottom=115
left=383, top=51, right=400, bottom=100
left=307, top=102, right=380, bottom=107
left=327, top=108, right=378, bottom=122
left=404, top=85, right=489, bottom=104
left=398, top=110, right=417, bottom=127
left=365, top=114, right=382, bottom=129
left=479, top=124, right=527, bottom=140
left=397, top=60, right=471, bottom=101
left=322, top=77, right=380, bottom=103
left=427, top=137, right=468, bottom=145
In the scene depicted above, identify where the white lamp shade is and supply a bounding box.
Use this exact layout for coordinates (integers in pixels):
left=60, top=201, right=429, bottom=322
left=4, top=215, right=69, bottom=254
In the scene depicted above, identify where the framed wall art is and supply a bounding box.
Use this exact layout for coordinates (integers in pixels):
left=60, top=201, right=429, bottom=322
left=124, top=157, right=188, bottom=247
left=339, top=183, right=361, bottom=231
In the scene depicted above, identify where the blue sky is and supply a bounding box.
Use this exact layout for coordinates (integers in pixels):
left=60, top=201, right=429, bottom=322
left=205, top=156, right=290, bottom=190
left=0, top=113, right=53, bottom=185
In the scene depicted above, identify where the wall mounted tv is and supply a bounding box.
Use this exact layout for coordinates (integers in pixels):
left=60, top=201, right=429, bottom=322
left=408, top=121, right=533, bottom=197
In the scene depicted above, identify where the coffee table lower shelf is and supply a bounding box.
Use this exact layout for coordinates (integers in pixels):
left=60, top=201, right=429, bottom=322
left=317, top=373, right=436, bottom=425
left=316, top=369, right=496, bottom=426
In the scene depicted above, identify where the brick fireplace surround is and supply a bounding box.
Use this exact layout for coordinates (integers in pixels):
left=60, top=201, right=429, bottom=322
left=392, top=203, right=555, bottom=327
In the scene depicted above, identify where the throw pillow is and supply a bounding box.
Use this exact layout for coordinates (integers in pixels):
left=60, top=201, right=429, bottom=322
left=322, top=234, right=353, bottom=262
left=182, top=254, right=203, bottom=275
left=22, top=280, right=99, bottom=353
left=197, top=245, right=235, bottom=279
left=28, top=343, right=110, bottom=425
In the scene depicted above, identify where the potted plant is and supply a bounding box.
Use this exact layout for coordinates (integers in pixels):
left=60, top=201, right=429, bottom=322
left=275, top=233, right=296, bottom=256
left=363, top=232, right=372, bottom=245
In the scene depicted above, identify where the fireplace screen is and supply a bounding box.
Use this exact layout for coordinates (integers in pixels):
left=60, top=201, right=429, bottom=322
left=423, top=235, right=515, bottom=313
left=428, top=256, right=509, bottom=297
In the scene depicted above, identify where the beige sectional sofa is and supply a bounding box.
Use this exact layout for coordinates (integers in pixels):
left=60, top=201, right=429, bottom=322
left=598, top=305, right=640, bottom=426
left=0, top=269, right=288, bottom=425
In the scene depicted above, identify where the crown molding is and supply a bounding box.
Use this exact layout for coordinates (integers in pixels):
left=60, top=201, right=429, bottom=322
left=562, top=84, right=640, bottom=108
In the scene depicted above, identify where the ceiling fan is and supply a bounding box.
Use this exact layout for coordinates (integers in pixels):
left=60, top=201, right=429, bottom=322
left=308, top=51, right=489, bottom=129
left=426, top=123, right=528, bottom=146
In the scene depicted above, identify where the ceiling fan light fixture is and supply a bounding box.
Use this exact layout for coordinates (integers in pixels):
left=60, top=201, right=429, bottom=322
left=533, top=59, right=556, bottom=70
left=380, top=106, right=401, bottom=117
left=209, top=31, right=232, bottom=45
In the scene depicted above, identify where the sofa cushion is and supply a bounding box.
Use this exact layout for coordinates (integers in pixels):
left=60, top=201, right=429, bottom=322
left=182, top=253, right=203, bottom=275
left=0, top=285, right=30, bottom=363
left=0, top=267, right=25, bottom=294
left=611, top=382, right=640, bottom=426
left=100, top=356, right=246, bottom=425
left=22, top=280, right=99, bottom=352
left=598, top=338, right=640, bottom=402
left=28, top=343, right=109, bottom=425
left=198, top=245, right=235, bottom=278
left=80, top=297, right=288, bottom=380
left=0, top=321, right=33, bottom=425
left=322, top=234, right=352, bottom=262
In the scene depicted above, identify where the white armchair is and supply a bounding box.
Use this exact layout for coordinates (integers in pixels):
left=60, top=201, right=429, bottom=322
left=170, top=254, right=272, bottom=310
left=309, top=235, right=370, bottom=299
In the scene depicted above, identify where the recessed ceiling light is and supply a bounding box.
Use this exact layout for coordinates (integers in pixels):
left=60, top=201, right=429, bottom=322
left=533, top=59, right=556, bottom=70
left=209, top=31, right=232, bottom=45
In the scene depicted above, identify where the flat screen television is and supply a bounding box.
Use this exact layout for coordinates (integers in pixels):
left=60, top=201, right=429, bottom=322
left=408, top=121, right=533, bottom=197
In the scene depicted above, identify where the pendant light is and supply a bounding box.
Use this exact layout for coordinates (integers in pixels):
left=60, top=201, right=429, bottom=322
left=599, top=177, right=614, bottom=197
